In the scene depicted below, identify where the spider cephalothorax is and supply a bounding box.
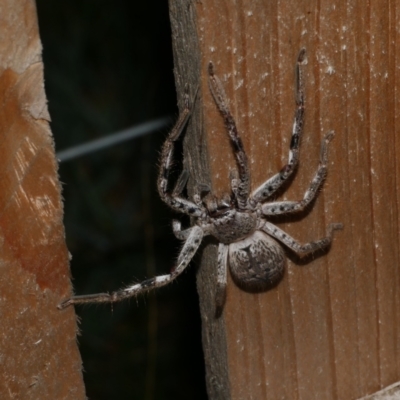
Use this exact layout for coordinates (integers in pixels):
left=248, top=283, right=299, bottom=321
left=59, top=49, right=342, bottom=312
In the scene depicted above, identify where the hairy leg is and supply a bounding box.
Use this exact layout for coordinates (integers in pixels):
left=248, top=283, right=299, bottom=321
left=208, top=63, right=250, bottom=209
left=172, top=220, right=194, bottom=240
left=262, top=131, right=334, bottom=216
left=261, top=221, right=343, bottom=256
left=58, top=226, right=204, bottom=308
left=157, top=87, right=203, bottom=217
left=250, top=49, right=306, bottom=205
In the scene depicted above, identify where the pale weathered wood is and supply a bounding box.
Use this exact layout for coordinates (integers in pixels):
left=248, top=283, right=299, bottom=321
left=170, top=0, right=400, bottom=399
left=358, top=381, right=400, bottom=400
left=169, top=2, right=231, bottom=398
left=0, top=1, right=85, bottom=398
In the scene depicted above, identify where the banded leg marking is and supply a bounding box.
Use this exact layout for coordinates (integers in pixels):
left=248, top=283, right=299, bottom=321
left=208, top=62, right=250, bottom=209
left=172, top=220, right=193, bottom=240
left=250, top=49, right=306, bottom=204
left=262, top=131, right=334, bottom=216
left=58, top=226, right=204, bottom=308
left=262, top=221, right=343, bottom=257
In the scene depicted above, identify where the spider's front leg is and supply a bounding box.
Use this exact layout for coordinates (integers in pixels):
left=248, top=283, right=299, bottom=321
left=262, top=221, right=343, bottom=257
left=208, top=62, right=251, bottom=209
left=157, top=86, right=204, bottom=217
left=250, top=49, right=306, bottom=205
left=58, top=226, right=204, bottom=308
left=262, top=131, right=334, bottom=216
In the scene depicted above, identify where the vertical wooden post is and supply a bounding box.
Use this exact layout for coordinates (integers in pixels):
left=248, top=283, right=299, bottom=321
left=169, top=0, right=400, bottom=399
left=0, top=1, right=85, bottom=398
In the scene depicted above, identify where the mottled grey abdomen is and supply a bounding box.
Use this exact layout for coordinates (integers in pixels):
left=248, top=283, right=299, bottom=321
left=228, top=231, right=285, bottom=290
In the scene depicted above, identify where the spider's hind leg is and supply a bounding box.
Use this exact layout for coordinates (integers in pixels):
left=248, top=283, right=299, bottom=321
left=262, top=221, right=343, bottom=257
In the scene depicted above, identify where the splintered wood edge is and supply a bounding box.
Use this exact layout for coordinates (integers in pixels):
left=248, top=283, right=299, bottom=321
left=0, top=1, right=85, bottom=398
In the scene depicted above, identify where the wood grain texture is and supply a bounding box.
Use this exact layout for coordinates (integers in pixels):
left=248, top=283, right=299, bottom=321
left=0, top=1, right=85, bottom=398
left=170, top=0, right=400, bottom=399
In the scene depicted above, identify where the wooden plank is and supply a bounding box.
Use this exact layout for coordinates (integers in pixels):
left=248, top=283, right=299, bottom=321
left=170, top=0, right=400, bottom=399
left=0, top=1, right=85, bottom=398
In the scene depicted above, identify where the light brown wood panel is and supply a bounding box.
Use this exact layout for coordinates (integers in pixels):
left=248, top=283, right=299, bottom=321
left=169, top=0, right=400, bottom=399
left=0, top=1, right=85, bottom=398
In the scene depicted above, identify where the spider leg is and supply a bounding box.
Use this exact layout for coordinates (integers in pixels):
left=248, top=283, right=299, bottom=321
left=172, top=220, right=193, bottom=240
left=250, top=49, right=306, bottom=204
left=215, top=243, right=228, bottom=315
left=157, top=86, right=204, bottom=217
left=208, top=62, right=250, bottom=209
left=262, top=131, right=334, bottom=216
left=261, top=221, right=343, bottom=257
left=58, top=226, right=204, bottom=308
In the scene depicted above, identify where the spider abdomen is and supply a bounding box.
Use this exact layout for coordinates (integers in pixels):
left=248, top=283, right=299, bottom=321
left=228, top=231, right=285, bottom=290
